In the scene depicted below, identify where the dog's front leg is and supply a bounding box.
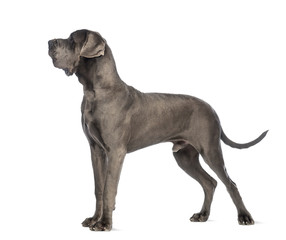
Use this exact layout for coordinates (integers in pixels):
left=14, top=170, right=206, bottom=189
left=90, top=147, right=126, bottom=231
left=82, top=144, right=107, bottom=228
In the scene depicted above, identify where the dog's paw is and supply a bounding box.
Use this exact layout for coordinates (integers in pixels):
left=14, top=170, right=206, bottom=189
left=89, top=221, right=112, bottom=231
left=238, top=213, right=254, bottom=225
left=190, top=211, right=209, bottom=222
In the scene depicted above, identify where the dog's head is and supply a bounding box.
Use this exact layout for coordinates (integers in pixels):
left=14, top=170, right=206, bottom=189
left=48, top=30, right=106, bottom=76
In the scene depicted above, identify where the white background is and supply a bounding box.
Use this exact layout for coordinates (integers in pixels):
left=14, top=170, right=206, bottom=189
left=0, top=0, right=285, bottom=239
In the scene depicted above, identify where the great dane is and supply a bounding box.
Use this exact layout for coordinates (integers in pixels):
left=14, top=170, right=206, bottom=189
left=48, top=29, right=267, bottom=231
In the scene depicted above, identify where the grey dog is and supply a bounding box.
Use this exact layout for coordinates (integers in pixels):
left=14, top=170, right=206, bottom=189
left=48, top=29, right=267, bottom=231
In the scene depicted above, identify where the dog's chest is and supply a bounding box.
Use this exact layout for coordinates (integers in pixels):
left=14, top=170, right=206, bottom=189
left=82, top=92, right=94, bottom=119
left=82, top=89, right=103, bottom=125
left=81, top=91, right=109, bottom=150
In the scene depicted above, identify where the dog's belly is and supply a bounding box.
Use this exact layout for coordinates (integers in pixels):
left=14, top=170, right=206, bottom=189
left=127, top=134, right=187, bottom=153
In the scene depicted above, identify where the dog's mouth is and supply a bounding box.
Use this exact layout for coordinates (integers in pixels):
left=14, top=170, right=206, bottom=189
left=63, top=67, right=77, bottom=76
left=64, top=68, right=74, bottom=76
left=49, top=51, right=58, bottom=67
left=49, top=50, right=55, bottom=57
left=48, top=47, right=57, bottom=60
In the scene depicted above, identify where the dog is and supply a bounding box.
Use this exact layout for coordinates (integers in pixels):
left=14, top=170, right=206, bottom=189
left=48, top=29, right=267, bottom=231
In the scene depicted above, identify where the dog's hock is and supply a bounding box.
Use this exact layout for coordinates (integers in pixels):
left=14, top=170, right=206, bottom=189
left=80, top=31, right=106, bottom=58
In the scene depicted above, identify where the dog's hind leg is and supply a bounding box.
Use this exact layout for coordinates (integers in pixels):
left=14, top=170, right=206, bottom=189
left=173, top=144, right=217, bottom=222
left=201, top=145, right=255, bottom=225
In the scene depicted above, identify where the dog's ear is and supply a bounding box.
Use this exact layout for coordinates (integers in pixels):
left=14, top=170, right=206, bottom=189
left=80, top=31, right=106, bottom=58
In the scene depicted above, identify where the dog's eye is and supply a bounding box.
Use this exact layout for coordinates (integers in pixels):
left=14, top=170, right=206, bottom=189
left=68, top=38, right=75, bottom=49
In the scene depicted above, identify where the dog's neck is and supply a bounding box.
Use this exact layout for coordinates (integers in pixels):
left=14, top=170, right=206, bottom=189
left=76, top=44, right=126, bottom=92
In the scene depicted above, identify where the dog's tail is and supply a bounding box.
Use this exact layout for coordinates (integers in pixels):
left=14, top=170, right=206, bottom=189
left=221, top=129, right=268, bottom=149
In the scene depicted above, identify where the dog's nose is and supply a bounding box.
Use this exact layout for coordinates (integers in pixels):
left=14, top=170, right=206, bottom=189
left=48, top=39, right=58, bottom=50
left=48, top=40, right=54, bottom=50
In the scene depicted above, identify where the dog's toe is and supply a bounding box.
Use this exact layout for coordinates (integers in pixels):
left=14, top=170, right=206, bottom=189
left=82, top=217, right=97, bottom=227
left=238, top=213, right=255, bottom=225
left=90, top=221, right=112, bottom=231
